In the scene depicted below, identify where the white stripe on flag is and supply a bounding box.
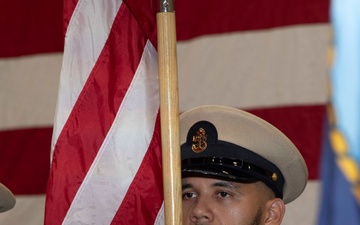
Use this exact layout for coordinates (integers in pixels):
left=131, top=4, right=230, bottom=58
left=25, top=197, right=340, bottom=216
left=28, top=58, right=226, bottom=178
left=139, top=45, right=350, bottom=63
left=177, top=24, right=330, bottom=111
left=0, top=53, right=62, bottom=129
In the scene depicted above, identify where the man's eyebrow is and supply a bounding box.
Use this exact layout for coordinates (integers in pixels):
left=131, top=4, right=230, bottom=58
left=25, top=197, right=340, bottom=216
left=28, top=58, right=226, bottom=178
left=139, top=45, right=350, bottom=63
left=182, top=183, right=193, bottom=190
left=211, top=180, right=239, bottom=189
left=181, top=180, right=240, bottom=190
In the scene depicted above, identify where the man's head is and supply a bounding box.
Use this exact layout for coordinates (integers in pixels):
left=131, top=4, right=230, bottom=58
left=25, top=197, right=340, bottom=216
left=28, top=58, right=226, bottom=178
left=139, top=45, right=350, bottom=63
left=180, top=105, right=308, bottom=224
left=0, top=183, right=15, bottom=213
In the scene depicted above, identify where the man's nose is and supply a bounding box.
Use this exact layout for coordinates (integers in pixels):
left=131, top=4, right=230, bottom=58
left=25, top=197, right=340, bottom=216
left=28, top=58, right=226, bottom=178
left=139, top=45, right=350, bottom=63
left=190, top=197, right=214, bottom=223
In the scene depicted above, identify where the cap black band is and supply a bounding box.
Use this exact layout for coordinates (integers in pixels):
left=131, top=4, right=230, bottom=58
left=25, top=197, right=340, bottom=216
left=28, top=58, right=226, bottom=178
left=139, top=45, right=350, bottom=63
left=182, top=156, right=284, bottom=199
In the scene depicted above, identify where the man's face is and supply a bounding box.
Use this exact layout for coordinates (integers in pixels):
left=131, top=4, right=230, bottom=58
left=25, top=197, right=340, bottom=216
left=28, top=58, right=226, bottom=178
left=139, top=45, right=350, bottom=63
left=182, top=177, right=280, bottom=225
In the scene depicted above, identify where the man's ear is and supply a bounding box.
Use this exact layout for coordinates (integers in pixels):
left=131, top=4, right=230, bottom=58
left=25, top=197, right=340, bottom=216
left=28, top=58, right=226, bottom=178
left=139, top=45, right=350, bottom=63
left=264, top=198, right=285, bottom=225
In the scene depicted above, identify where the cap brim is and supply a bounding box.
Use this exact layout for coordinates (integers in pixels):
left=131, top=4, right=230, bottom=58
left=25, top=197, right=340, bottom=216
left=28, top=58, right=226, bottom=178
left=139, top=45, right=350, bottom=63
left=0, top=183, right=16, bottom=212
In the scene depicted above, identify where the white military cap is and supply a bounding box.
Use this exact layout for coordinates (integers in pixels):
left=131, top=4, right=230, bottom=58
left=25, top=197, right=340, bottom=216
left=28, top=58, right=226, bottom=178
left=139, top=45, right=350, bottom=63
left=180, top=105, right=308, bottom=204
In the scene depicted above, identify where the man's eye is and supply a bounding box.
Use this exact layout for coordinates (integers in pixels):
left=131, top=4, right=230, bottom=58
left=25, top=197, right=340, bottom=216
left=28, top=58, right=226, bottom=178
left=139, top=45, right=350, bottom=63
left=218, top=192, right=230, bottom=198
left=182, top=192, right=196, bottom=199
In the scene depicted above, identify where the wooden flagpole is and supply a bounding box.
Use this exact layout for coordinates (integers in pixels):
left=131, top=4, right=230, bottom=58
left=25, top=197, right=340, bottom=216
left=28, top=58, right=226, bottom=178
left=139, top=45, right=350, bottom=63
left=157, top=0, right=182, bottom=224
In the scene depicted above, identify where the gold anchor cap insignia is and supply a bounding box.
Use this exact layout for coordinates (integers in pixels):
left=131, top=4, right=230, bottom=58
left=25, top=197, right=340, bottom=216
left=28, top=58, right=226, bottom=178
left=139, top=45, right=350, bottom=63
left=192, top=127, right=207, bottom=153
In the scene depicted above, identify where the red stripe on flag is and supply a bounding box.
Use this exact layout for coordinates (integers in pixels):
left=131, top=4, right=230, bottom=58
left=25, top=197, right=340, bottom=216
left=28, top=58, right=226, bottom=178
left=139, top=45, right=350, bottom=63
left=111, top=114, right=163, bottom=225
left=0, top=0, right=330, bottom=57
left=248, top=104, right=326, bottom=180
left=123, top=0, right=158, bottom=48
left=0, top=127, right=51, bottom=194
left=0, top=106, right=324, bottom=198
left=45, top=4, right=148, bottom=223
left=175, top=0, right=330, bottom=40
left=0, top=0, right=64, bottom=57
left=0, top=106, right=322, bottom=201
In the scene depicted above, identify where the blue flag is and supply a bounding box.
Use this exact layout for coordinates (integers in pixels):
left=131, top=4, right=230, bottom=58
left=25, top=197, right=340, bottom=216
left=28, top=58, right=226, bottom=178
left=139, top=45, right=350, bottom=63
left=318, top=0, right=360, bottom=224
left=318, top=120, right=360, bottom=224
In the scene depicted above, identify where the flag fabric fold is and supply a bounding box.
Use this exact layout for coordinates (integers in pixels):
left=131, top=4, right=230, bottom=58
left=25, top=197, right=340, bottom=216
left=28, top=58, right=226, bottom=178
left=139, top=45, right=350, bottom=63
left=44, top=0, right=164, bottom=224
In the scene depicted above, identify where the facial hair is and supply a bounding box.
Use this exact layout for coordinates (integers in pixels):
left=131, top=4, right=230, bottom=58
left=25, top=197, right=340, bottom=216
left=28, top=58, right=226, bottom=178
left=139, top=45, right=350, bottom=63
left=250, top=208, right=263, bottom=225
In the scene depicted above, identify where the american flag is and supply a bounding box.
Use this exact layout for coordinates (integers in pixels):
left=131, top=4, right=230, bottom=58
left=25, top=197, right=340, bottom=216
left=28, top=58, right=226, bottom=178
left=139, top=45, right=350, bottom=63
left=44, top=0, right=164, bottom=224
left=0, top=0, right=330, bottom=224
